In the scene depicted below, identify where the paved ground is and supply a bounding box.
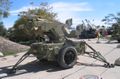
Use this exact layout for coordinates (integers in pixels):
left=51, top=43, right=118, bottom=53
left=0, top=38, right=120, bottom=79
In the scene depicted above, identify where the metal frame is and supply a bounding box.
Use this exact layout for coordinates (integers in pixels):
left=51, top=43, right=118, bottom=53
left=10, top=41, right=114, bottom=73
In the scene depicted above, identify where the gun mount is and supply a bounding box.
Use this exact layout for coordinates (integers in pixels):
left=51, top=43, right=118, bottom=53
left=10, top=17, right=114, bottom=73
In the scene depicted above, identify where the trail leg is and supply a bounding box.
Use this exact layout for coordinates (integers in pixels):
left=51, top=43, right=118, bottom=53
left=9, top=52, right=30, bottom=73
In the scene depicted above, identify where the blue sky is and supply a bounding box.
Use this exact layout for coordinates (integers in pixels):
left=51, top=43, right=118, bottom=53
left=2, top=0, right=120, bottom=28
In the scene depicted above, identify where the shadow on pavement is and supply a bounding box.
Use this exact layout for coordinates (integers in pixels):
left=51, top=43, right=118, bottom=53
left=0, top=60, right=63, bottom=79
left=76, top=62, right=104, bottom=67
left=105, top=41, right=119, bottom=44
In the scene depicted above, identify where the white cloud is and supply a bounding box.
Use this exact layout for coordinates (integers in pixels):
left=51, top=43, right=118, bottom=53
left=50, top=2, right=93, bottom=12
left=9, top=2, right=93, bottom=27
left=10, top=5, right=39, bottom=15
left=50, top=2, right=93, bottom=27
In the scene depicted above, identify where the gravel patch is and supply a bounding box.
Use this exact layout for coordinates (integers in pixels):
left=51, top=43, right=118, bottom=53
left=0, top=36, right=30, bottom=55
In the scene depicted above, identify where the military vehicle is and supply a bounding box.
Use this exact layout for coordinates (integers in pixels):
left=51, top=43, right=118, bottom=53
left=76, top=20, right=96, bottom=39
left=10, top=17, right=114, bottom=73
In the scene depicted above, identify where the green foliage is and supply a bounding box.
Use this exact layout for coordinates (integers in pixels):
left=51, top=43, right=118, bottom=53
left=0, top=22, right=7, bottom=36
left=8, top=2, right=57, bottom=44
left=112, top=23, right=120, bottom=35
left=102, top=12, right=120, bottom=25
left=0, top=0, right=10, bottom=18
left=0, top=0, right=10, bottom=37
left=18, top=2, right=57, bottom=21
left=102, top=12, right=120, bottom=40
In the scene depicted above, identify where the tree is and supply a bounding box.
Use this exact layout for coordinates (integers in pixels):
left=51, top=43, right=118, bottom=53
left=102, top=12, right=120, bottom=42
left=102, top=13, right=120, bottom=25
left=0, top=22, right=7, bottom=36
left=0, top=0, right=10, bottom=18
left=8, top=2, right=57, bottom=43
left=0, top=0, right=10, bottom=37
left=18, top=2, right=57, bottom=21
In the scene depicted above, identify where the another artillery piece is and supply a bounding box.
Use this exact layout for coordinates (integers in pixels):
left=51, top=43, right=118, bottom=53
left=10, top=17, right=114, bottom=73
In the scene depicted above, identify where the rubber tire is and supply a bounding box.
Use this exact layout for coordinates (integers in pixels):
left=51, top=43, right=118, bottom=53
left=57, top=46, right=77, bottom=69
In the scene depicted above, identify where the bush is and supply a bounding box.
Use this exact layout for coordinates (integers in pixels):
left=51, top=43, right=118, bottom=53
left=0, top=22, right=7, bottom=37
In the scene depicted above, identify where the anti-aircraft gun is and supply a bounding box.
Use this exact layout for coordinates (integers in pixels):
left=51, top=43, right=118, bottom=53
left=10, top=17, right=114, bottom=73
left=78, top=19, right=96, bottom=39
